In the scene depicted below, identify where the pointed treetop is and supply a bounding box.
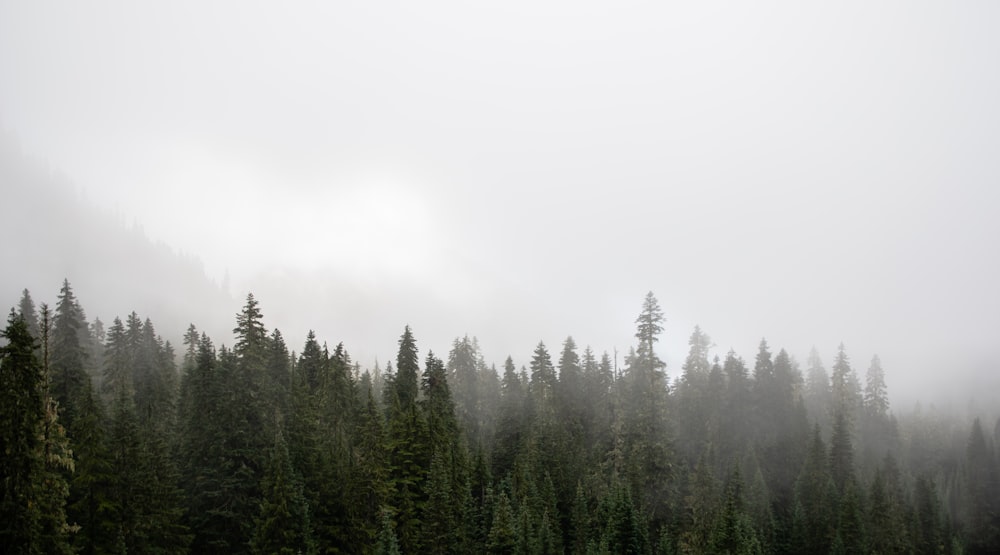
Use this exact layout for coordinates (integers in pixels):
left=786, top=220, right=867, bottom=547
left=864, top=354, right=889, bottom=419
left=634, top=292, right=666, bottom=375
left=233, top=292, right=267, bottom=355
left=394, top=325, right=420, bottom=407
left=753, top=338, right=773, bottom=381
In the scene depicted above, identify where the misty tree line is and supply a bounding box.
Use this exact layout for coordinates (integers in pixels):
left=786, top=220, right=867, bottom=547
left=2, top=282, right=999, bottom=554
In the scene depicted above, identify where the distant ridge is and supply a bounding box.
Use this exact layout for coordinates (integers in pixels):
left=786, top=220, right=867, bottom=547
left=0, top=135, right=237, bottom=345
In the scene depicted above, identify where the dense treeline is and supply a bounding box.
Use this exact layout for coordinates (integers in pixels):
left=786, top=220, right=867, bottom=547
left=2, top=283, right=998, bottom=554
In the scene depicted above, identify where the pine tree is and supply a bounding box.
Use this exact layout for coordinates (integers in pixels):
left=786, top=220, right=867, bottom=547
left=830, top=343, right=860, bottom=417
left=422, top=351, right=461, bottom=456
left=569, top=482, right=591, bottom=555
left=178, top=334, right=231, bottom=552
left=709, top=469, right=763, bottom=555
left=867, top=463, right=909, bottom=555
left=600, top=483, right=647, bottom=555
left=829, top=409, right=855, bottom=493
left=835, top=479, right=865, bottom=554
left=264, top=328, right=291, bottom=422
left=633, top=291, right=666, bottom=380
left=103, top=316, right=190, bottom=555
left=385, top=326, right=430, bottom=554
left=350, top=388, right=391, bottom=548
left=105, top=358, right=141, bottom=550
left=250, top=427, right=315, bottom=555
left=67, top=379, right=115, bottom=555
left=200, top=293, right=272, bottom=553
left=17, top=289, right=41, bottom=343
left=487, top=490, right=517, bottom=555
left=964, top=418, right=1000, bottom=554
left=529, top=341, right=557, bottom=416
left=448, top=335, right=484, bottom=448
left=804, top=347, right=832, bottom=430
left=677, top=454, right=719, bottom=553
left=0, top=310, right=73, bottom=555
left=392, top=325, right=420, bottom=408
left=913, top=475, right=943, bottom=555
left=676, top=326, right=712, bottom=462
left=493, top=356, right=526, bottom=480
left=793, top=425, right=835, bottom=554
left=863, top=354, right=889, bottom=420
left=376, top=509, right=402, bottom=555
left=421, top=451, right=455, bottom=554
left=50, top=279, right=90, bottom=429
left=621, top=292, right=673, bottom=532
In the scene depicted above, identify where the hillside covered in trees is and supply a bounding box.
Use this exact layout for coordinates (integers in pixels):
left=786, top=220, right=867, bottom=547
left=2, top=282, right=998, bottom=554
left=0, top=138, right=237, bottom=342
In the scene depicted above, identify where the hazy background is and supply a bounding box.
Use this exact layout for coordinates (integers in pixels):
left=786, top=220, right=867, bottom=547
left=2, top=1, right=998, bottom=407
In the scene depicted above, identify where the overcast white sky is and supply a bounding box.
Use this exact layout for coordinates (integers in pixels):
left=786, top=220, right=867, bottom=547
left=2, top=1, right=999, bottom=403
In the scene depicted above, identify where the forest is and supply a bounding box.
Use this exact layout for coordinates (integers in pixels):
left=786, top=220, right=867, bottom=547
left=1, top=281, right=998, bottom=554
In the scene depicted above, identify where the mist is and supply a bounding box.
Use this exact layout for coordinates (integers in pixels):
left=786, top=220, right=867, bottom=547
left=3, top=3, right=1000, bottom=553
left=4, top=2, right=998, bottom=407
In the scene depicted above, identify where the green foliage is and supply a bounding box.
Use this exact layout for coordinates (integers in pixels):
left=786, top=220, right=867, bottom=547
left=709, top=469, right=763, bottom=555
left=964, top=418, right=1000, bottom=554
left=0, top=310, right=73, bottom=554
left=7, top=286, right=1000, bottom=555
left=829, top=409, right=855, bottom=493
left=487, top=490, right=517, bottom=555
left=793, top=425, right=835, bottom=554
left=251, top=428, right=315, bottom=555
left=376, top=509, right=402, bottom=555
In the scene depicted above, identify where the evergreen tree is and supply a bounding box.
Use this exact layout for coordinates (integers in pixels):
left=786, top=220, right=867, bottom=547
left=676, top=454, right=719, bottom=553
left=263, top=328, right=291, bottom=426
left=178, top=335, right=233, bottom=552
left=50, top=279, right=90, bottom=429
left=487, top=490, right=517, bottom=555
left=529, top=341, right=557, bottom=416
left=448, top=335, right=484, bottom=448
left=867, top=463, right=909, bottom=555
left=829, top=409, right=855, bottom=493
left=385, top=326, right=430, bottom=554
left=676, top=326, right=712, bottom=462
left=830, top=343, right=861, bottom=416
left=0, top=310, right=73, bottom=555
left=621, top=292, right=673, bottom=532
left=422, top=351, right=461, bottom=456
left=863, top=354, right=889, bottom=420
left=421, top=451, right=455, bottom=554
left=835, top=479, right=865, bottom=554
left=633, top=291, right=666, bottom=380
left=350, top=388, right=391, bottom=548
left=793, top=425, right=835, bottom=554
left=964, top=418, right=1000, bottom=554
left=709, top=469, right=763, bottom=555
left=105, top=369, right=141, bottom=552
left=66, top=379, right=115, bottom=555
left=600, top=483, right=648, bottom=555
left=804, top=347, right=832, bottom=431
left=493, top=356, right=526, bottom=480
left=17, top=288, right=41, bottom=343
left=250, top=427, right=315, bottom=555
left=392, top=325, right=420, bottom=408
left=913, top=474, right=944, bottom=555
left=376, top=509, right=402, bottom=555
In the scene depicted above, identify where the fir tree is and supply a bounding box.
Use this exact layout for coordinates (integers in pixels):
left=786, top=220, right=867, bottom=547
left=0, top=310, right=73, bottom=555
left=17, top=288, right=41, bottom=343
left=829, top=409, right=855, bottom=493
left=964, top=418, right=1000, bottom=554
left=250, top=427, right=315, bottom=555
left=385, top=326, right=430, bottom=554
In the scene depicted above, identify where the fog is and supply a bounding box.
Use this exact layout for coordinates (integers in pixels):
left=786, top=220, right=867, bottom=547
left=2, top=1, right=999, bottom=406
